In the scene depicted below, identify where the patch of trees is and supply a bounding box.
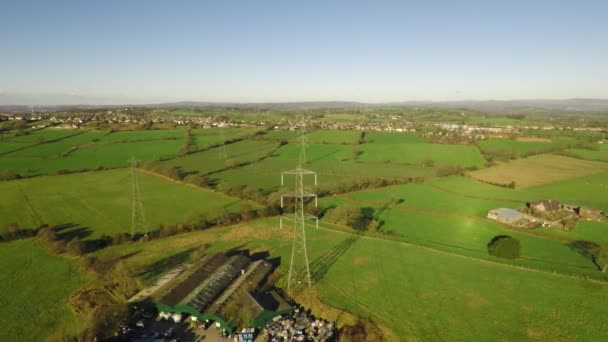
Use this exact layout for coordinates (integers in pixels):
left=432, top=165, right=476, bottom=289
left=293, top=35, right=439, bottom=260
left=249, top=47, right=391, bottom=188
left=339, top=318, right=384, bottom=341
left=475, top=177, right=516, bottom=189
left=358, top=131, right=367, bottom=144
left=141, top=161, right=183, bottom=181
left=436, top=165, right=465, bottom=177
left=568, top=240, right=608, bottom=272
left=324, top=204, right=380, bottom=232
left=0, top=169, right=22, bottom=181
left=37, top=226, right=87, bottom=256
left=56, top=165, right=108, bottom=175
left=487, top=235, right=521, bottom=259
left=315, top=176, right=414, bottom=197
left=179, top=126, right=194, bottom=155
left=0, top=222, right=36, bottom=242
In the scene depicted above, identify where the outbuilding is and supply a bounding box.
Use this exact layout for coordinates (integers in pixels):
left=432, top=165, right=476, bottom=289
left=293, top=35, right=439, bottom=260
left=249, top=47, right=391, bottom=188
left=487, top=208, right=524, bottom=225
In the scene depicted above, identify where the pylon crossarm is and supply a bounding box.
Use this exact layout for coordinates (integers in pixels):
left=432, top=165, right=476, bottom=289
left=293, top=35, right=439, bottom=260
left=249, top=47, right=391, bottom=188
left=282, top=169, right=316, bottom=175
left=280, top=214, right=318, bottom=222
left=282, top=192, right=317, bottom=198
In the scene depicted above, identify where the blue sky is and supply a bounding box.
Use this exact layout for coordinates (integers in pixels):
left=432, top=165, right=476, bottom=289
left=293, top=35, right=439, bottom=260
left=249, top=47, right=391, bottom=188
left=1, top=1, right=607, bottom=104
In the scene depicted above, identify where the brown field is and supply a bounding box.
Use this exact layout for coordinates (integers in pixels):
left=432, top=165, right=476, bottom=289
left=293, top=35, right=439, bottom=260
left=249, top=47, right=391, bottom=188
left=468, top=154, right=608, bottom=188
left=515, top=137, right=552, bottom=142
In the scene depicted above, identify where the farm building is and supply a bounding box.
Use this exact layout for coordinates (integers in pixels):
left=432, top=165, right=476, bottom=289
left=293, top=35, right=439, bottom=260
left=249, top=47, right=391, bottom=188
left=487, top=208, right=524, bottom=225
left=129, top=253, right=291, bottom=333
left=526, top=200, right=605, bottom=222
left=526, top=200, right=562, bottom=213
left=578, top=207, right=605, bottom=221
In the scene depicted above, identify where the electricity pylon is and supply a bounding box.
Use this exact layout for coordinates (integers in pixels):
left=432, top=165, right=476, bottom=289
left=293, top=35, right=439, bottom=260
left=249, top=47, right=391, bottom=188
left=131, top=157, right=150, bottom=237
left=280, top=127, right=318, bottom=293
left=219, top=129, right=228, bottom=161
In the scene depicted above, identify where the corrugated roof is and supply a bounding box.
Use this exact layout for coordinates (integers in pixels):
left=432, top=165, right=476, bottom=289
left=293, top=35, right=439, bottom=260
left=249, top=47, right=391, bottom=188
left=491, top=208, right=523, bottom=219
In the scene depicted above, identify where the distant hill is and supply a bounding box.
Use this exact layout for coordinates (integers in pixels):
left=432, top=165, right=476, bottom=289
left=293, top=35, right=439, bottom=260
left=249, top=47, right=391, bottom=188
left=1, top=97, right=608, bottom=114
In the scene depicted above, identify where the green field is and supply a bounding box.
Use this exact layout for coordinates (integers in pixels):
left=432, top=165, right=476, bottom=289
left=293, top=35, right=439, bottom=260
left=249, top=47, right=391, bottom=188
left=306, top=130, right=361, bottom=144
left=477, top=138, right=578, bottom=158
left=160, top=139, right=280, bottom=176
left=191, top=127, right=261, bottom=149
left=212, top=143, right=432, bottom=191
left=358, top=132, right=486, bottom=168
left=565, top=144, right=608, bottom=162
left=0, top=240, right=86, bottom=341
left=0, top=169, right=248, bottom=238
left=321, top=180, right=606, bottom=279
left=469, top=154, right=608, bottom=188
left=0, top=139, right=183, bottom=176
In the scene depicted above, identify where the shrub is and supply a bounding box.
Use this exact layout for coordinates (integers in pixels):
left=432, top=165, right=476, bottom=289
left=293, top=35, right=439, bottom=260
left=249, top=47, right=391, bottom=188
left=487, top=235, right=521, bottom=259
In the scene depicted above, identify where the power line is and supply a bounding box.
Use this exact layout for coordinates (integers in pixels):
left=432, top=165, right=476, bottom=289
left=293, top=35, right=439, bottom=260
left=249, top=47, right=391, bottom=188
left=131, top=157, right=150, bottom=237
left=280, top=124, right=319, bottom=294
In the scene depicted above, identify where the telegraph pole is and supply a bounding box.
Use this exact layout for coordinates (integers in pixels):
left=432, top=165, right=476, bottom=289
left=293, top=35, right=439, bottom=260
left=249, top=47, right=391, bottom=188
left=131, top=157, right=150, bottom=237
left=280, top=126, right=318, bottom=293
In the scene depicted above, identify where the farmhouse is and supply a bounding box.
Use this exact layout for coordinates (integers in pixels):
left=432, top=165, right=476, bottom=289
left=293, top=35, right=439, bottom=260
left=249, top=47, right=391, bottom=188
left=129, top=253, right=291, bottom=334
left=487, top=208, right=524, bottom=225
left=526, top=200, right=605, bottom=222
left=526, top=200, right=562, bottom=213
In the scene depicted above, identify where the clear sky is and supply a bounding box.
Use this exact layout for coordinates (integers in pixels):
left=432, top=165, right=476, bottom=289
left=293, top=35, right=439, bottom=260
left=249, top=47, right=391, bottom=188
left=1, top=0, right=607, bottom=104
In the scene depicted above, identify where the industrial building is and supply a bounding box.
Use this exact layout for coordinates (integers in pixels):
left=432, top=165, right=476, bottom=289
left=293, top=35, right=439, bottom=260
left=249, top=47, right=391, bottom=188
left=129, top=253, right=292, bottom=334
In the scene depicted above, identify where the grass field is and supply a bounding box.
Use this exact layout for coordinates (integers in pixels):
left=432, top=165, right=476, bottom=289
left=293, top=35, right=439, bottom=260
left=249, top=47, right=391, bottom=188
left=359, top=132, right=486, bottom=168
left=477, top=138, right=578, bottom=158
left=160, top=139, right=280, bottom=176
left=0, top=139, right=183, bottom=176
left=0, top=239, right=86, bottom=341
left=97, top=129, right=184, bottom=143
left=526, top=172, right=608, bottom=211
left=0, top=169, right=248, bottom=238
left=191, top=127, right=261, bottom=149
left=322, top=181, right=606, bottom=279
left=306, top=130, right=361, bottom=145
left=469, top=154, right=608, bottom=188
left=92, top=218, right=608, bottom=340
left=211, top=143, right=433, bottom=191
left=565, top=144, right=608, bottom=162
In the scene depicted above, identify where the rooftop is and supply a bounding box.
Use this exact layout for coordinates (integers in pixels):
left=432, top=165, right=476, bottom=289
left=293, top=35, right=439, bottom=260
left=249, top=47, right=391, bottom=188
left=490, top=208, right=523, bottom=219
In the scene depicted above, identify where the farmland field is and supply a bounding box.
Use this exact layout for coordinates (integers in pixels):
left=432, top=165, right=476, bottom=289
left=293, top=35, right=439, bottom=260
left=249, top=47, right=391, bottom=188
left=0, top=139, right=183, bottom=176
left=0, top=240, right=86, bottom=341
left=469, top=154, right=608, bottom=188
left=477, top=138, right=579, bottom=158
left=306, top=130, right=361, bottom=145
left=359, top=132, right=485, bottom=168
left=321, top=181, right=606, bottom=279
left=211, top=143, right=432, bottom=190
left=565, top=144, right=608, bottom=162
left=160, top=139, right=280, bottom=175
left=0, top=169, right=248, bottom=238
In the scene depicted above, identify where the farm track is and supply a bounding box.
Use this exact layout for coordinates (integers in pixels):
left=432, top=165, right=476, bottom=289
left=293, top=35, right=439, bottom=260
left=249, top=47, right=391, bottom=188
left=314, top=223, right=608, bottom=285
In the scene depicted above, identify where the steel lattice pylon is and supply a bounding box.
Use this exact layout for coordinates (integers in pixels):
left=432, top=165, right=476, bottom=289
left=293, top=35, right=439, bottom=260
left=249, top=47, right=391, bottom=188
left=131, top=157, right=150, bottom=237
left=280, top=128, right=318, bottom=293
